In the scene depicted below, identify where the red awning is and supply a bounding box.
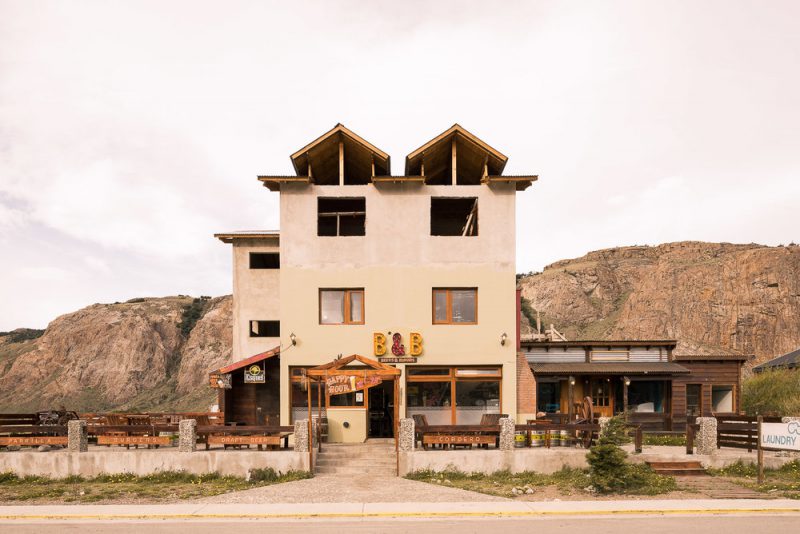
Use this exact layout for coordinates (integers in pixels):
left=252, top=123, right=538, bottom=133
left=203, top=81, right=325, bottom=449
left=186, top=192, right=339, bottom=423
left=211, top=346, right=280, bottom=375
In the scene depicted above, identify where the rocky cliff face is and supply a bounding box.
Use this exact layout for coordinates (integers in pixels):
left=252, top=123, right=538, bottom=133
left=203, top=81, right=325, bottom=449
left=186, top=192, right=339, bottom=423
left=518, top=242, right=800, bottom=366
left=0, top=296, right=233, bottom=413
left=1, top=241, right=798, bottom=412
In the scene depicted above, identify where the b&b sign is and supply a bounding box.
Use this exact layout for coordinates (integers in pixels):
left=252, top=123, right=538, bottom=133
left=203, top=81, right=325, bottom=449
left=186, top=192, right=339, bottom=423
left=760, top=421, right=800, bottom=451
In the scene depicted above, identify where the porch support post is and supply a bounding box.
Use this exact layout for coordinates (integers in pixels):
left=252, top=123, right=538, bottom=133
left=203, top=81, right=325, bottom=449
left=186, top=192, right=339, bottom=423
left=568, top=377, right=575, bottom=421
left=622, top=380, right=629, bottom=420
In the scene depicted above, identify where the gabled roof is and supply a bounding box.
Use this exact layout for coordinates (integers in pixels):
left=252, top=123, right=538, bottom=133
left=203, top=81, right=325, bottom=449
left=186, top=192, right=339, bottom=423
left=289, top=123, right=390, bottom=178
left=404, top=124, right=509, bottom=179
left=753, top=347, right=800, bottom=371
left=306, top=354, right=401, bottom=378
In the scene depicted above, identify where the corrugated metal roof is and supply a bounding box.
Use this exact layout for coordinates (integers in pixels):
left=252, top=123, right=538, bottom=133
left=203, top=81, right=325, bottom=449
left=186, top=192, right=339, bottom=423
left=521, top=339, right=678, bottom=349
left=753, top=347, right=800, bottom=371
left=211, top=346, right=280, bottom=375
left=529, top=362, right=690, bottom=375
left=674, top=354, right=750, bottom=362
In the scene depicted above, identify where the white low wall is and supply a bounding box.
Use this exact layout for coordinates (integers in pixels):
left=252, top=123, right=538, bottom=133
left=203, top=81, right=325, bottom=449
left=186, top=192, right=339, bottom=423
left=399, top=446, right=798, bottom=476
left=0, top=449, right=310, bottom=478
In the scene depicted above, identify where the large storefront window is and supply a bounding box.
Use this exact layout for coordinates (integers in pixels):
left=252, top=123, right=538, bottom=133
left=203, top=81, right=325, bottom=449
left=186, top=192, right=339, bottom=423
left=712, top=385, right=734, bottom=413
left=628, top=380, right=666, bottom=412
left=537, top=381, right=561, bottom=413
left=406, top=366, right=501, bottom=424
left=290, top=368, right=323, bottom=423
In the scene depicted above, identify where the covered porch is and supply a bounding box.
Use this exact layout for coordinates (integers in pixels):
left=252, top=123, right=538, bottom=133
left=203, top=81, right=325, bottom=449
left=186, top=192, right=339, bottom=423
left=531, top=362, right=691, bottom=430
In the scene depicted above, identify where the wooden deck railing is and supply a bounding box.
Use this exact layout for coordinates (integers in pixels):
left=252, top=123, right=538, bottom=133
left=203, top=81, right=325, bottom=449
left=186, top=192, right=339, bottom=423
left=715, top=414, right=782, bottom=452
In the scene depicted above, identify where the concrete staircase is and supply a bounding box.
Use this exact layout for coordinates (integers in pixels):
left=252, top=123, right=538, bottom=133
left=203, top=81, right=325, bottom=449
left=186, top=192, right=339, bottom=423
left=645, top=460, right=707, bottom=476
left=314, top=438, right=397, bottom=477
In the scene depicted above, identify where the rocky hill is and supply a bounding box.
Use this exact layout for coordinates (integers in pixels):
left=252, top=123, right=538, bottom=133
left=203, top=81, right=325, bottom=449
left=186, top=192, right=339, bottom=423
left=1, top=241, right=798, bottom=412
left=518, top=242, right=800, bottom=366
left=0, top=296, right=232, bottom=413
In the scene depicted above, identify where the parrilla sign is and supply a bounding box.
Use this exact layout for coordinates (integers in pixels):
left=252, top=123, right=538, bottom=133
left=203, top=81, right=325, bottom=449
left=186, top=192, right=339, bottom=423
left=760, top=421, right=800, bottom=451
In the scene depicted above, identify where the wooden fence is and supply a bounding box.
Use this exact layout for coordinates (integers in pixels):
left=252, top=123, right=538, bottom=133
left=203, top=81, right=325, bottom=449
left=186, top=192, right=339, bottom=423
left=716, top=414, right=783, bottom=452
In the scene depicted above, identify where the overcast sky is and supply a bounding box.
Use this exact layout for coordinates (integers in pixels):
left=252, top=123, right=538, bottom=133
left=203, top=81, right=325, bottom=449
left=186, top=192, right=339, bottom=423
left=1, top=1, right=799, bottom=330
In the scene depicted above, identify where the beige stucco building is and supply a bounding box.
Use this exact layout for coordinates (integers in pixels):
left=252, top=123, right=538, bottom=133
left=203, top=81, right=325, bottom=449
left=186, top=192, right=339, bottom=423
left=214, top=124, right=536, bottom=442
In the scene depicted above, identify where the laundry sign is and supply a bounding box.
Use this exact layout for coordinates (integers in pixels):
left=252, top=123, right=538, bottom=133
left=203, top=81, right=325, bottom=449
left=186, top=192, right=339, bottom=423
left=760, top=421, right=800, bottom=451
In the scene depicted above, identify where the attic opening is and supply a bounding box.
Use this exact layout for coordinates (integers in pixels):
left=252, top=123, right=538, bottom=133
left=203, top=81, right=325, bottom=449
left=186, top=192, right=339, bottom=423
left=431, top=197, right=478, bottom=236
left=318, top=197, right=366, bottom=236
left=291, top=128, right=390, bottom=186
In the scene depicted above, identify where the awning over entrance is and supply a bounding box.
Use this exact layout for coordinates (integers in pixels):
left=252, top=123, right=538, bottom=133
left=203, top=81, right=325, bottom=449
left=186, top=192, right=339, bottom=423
left=529, top=362, right=690, bottom=376
left=208, top=346, right=280, bottom=388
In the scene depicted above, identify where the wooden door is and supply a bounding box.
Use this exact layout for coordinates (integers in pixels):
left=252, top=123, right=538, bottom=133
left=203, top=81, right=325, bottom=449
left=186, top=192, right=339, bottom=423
left=589, top=379, right=613, bottom=417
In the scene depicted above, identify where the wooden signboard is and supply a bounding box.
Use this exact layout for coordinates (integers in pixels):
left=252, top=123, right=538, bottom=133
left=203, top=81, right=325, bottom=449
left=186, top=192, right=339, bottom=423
left=208, top=435, right=281, bottom=446
left=326, top=374, right=382, bottom=395
left=423, top=434, right=495, bottom=445
left=97, top=436, right=171, bottom=446
left=0, top=436, right=68, bottom=446
left=760, top=421, right=800, bottom=451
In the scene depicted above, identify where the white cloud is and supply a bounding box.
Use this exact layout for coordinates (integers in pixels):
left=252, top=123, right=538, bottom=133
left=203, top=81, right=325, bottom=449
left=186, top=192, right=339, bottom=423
left=1, top=0, right=799, bottom=329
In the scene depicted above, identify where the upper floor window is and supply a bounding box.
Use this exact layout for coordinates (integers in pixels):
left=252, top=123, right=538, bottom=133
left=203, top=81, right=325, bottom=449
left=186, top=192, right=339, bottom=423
left=431, top=197, right=478, bottom=236
left=250, top=320, right=280, bottom=337
left=433, top=288, right=477, bottom=324
left=318, top=197, right=365, bottom=236
left=320, top=289, right=364, bottom=325
left=249, top=252, right=279, bottom=269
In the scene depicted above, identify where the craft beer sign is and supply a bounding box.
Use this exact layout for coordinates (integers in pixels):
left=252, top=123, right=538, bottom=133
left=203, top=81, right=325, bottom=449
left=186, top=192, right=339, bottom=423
left=760, top=421, right=800, bottom=451
left=244, top=363, right=265, bottom=384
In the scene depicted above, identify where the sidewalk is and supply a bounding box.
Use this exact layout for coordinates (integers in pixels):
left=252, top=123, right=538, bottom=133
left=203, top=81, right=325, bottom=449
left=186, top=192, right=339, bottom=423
left=1, top=499, right=799, bottom=522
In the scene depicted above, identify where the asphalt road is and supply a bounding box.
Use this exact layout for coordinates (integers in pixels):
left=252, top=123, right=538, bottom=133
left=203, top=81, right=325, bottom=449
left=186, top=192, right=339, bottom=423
left=3, top=515, right=798, bottom=533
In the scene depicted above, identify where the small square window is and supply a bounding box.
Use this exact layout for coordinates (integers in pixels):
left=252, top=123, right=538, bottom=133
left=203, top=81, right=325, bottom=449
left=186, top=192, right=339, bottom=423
left=318, top=198, right=365, bottom=236
left=249, top=253, right=279, bottom=269
left=320, top=289, right=365, bottom=325
left=433, top=288, right=477, bottom=324
left=249, top=320, right=280, bottom=337
left=431, top=198, right=478, bottom=236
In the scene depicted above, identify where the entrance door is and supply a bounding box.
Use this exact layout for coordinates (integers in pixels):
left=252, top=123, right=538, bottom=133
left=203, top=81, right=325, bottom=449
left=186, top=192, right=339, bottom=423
left=367, top=380, right=395, bottom=438
left=589, top=379, right=613, bottom=417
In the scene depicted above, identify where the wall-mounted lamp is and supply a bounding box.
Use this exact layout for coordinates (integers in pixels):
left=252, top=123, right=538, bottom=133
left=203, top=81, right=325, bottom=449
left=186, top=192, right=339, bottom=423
left=568, top=376, right=576, bottom=386
left=623, top=376, right=631, bottom=386
left=289, top=332, right=297, bottom=346
left=500, top=332, right=508, bottom=346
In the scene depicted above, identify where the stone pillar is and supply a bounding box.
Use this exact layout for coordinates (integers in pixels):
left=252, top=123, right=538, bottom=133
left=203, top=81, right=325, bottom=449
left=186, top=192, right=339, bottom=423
left=178, top=419, right=197, bottom=452
left=295, top=419, right=309, bottom=452
left=695, top=416, right=717, bottom=455
left=399, top=418, right=415, bottom=452
left=67, top=420, right=88, bottom=452
left=499, top=417, right=515, bottom=450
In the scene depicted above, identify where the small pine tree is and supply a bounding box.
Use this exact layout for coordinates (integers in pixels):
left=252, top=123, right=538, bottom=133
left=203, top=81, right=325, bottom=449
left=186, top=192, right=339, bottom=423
left=586, top=416, right=632, bottom=493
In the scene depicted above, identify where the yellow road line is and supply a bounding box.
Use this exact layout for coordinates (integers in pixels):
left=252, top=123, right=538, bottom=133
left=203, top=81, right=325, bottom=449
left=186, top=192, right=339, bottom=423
left=1, top=507, right=799, bottom=521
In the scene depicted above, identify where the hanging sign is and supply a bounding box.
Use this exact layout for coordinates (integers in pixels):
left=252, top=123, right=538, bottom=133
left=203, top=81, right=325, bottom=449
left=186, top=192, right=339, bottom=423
left=209, top=373, right=232, bottom=389
left=760, top=421, right=800, bottom=451
left=326, top=374, right=383, bottom=395
left=244, top=363, right=265, bottom=384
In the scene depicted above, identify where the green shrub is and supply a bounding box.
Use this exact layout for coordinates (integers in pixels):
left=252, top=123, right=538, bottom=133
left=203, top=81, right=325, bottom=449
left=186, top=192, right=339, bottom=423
left=741, top=369, right=800, bottom=416
left=178, top=298, right=208, bottom=337
left=249, top=468, right=279, bottom=483
left=586, top=416, right=675, bottom=494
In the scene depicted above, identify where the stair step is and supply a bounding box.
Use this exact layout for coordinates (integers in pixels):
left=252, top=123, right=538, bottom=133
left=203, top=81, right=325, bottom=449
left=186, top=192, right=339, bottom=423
left=315, top=467, right=396, bottom=475
left=646, top=461, right=704, bottom=469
